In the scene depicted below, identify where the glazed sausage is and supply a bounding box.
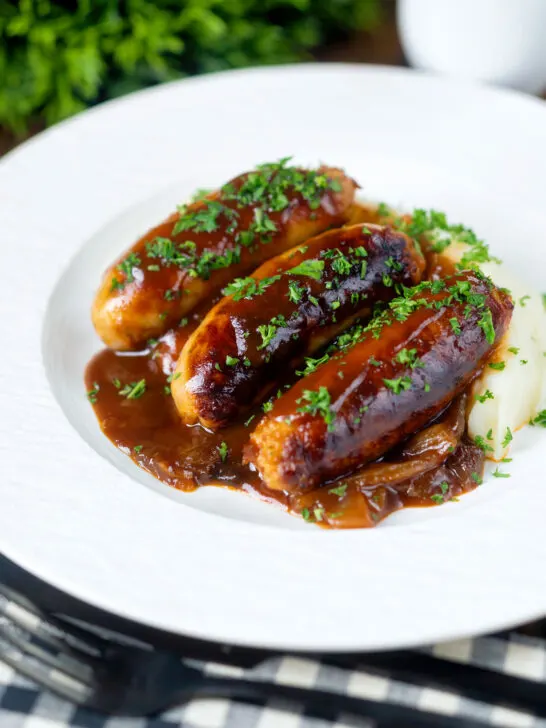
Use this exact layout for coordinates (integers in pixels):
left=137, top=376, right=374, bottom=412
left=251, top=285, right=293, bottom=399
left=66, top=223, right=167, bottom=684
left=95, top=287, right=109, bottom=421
left=92, top=162, right=357, bottom=350
left=245, top=271, right=513, bottom=492
left=172, top=224, right=424, bottom=429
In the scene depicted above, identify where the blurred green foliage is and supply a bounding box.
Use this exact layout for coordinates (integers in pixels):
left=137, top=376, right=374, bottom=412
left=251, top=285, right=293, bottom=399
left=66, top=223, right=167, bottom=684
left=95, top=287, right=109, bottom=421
left=0, top=0, right=382, bottom=134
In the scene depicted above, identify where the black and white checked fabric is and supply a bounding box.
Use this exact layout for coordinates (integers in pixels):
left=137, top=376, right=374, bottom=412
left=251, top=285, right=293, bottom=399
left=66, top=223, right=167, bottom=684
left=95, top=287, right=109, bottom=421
left=2, top=632, right=546, bottom=728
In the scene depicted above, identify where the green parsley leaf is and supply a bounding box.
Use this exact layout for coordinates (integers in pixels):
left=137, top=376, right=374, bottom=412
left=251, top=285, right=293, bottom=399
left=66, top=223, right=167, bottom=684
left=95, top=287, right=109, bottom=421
left=256, top=324, right=277, bottom=350
left=328, top=483, right=348, bottom=497
left=477, top=308, right=495, bottom=345
left=225, top=355, right=239, bottom=367
left=287, top=259, right=325, bottom=281
left=111, top=252, right=141, bottom=291
left=296, top=354, right=330, bottom=376
left=492, top=468, right=510, bottom=478
left=383, top=376, right=412, bottom=394
left=501, top=427, right=513, bottom=448
left=118, top=379, right=146, bottom=399
left=449, top=317, right=462, bottom=335
left=287, top=280, right=304, bottom=304
left=475, top=389, right=494, bottom=404
left=87, top=382, right=100, bottom=404
left=474, top=436, right=494, bottom=453
left=217, top=441, right=229, bottom=462
left=489, top=361, right=506, bottom=371
left=531, top=410, right=546, bottom=426
left=297, top=387, right=335, bottom=430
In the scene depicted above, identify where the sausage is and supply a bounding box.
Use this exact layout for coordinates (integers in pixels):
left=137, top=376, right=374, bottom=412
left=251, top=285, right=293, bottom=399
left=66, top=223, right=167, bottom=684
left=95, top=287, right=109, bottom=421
left=172, top=224, right=424, bottom=429
left=245, top=271, right=513, bottom=492
left=92, top=161, right=357, bottom=350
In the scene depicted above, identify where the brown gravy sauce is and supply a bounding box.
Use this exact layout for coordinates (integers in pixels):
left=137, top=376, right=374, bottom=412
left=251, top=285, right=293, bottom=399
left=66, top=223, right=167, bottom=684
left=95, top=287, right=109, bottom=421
left=85, top=203, right=484, bottom=528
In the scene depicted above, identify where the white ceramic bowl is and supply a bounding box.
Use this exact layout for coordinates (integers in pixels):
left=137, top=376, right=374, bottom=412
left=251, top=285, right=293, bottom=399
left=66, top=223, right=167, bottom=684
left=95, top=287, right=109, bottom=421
left=398, top=0, right=546, bottom=94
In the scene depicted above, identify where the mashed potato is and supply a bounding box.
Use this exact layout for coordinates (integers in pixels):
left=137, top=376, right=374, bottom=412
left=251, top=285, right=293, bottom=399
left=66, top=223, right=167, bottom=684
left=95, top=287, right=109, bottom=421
left=437, top=244, right=545, bottom=460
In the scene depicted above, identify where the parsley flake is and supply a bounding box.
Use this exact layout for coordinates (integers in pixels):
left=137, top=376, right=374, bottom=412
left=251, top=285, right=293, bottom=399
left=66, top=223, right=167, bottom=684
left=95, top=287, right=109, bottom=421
left=297, top=387, right=335, bottom=430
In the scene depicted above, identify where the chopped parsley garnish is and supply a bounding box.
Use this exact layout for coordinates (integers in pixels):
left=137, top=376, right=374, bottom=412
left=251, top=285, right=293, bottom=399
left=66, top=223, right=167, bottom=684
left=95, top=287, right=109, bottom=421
left=378, top=206, right=499, bottom=270
left=489, top=361, right=506, bottom=371
left=382, top=273, right=393, bottom=287
left=256, top=324, right=277, bottom=350
left=474, top=435, right=494, bottom=454
left=475, top=389, right=494, bottom=404
left=519, top=295, right=531, bottom=307
left=262, top=400, right=274, bottom=413
left=87, top=383, right=100, bottom=404
left=328, top=483, right=348, bottom=497
left=297, top=387, right=335, bottom=430
left=449, top=317, right=461, bottom=335
left=325, top=248, right=352, bottom=276
left=136, top=159, right=343, bottom=283
left=394, top=348, right=424, bottom=369
left=492, top=469, right=510, bottom=478
left=190, top=187, right=212, bottom=203
left=501, top=427, right=513, bottom=448
left=431, top=483, right=448, bottom=503
left=217, top=441, right=229, bottom=462
left=383, top=376, right=412, bottom=394
left=223, top=275, right=281, bottom=301
left=225, top=355, right=239, bottom=367
left=133, top=445, right=143, bottom=454
left=244, top=415, right=255, bottom=427
left=297, top=354, right=330, bottom=376
left=508, top=346, right=519, bottom=355
left=111, top=253, right=141, bottom=291
left=531, top=410, right=546, bottom=427
left=471, top=472, right=483, bottom=485
left=287, top=280, right=305, bottom=304
left=477, top=309, right=495, bottom=345
left=118, top=379, right=147, bottom=399
left=287, top=259, right=325, bottom=281
left=173, top=199, right=229, bottom=235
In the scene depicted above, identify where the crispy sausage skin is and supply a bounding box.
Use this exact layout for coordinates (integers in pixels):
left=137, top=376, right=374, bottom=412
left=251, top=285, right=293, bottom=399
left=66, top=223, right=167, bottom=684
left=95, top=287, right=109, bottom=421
left=92, top=162, right=357, bottom=350
left=172, top=224, right=424, bottom=429
left=246, top=272, right=513, bottom=492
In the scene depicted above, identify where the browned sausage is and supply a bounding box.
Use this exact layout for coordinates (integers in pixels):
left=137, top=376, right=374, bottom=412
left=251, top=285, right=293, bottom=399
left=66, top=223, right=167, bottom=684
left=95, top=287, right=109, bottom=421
left=172, top=224, right=424, bottom=429
left=92, top=161, right=357, bottom=350
left=245, top=271, right=513, bottom=492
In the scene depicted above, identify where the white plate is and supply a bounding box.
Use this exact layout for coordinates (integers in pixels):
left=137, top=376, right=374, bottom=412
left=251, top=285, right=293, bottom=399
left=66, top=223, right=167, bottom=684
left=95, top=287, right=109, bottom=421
left=1, top=64, right=546, bottom=652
